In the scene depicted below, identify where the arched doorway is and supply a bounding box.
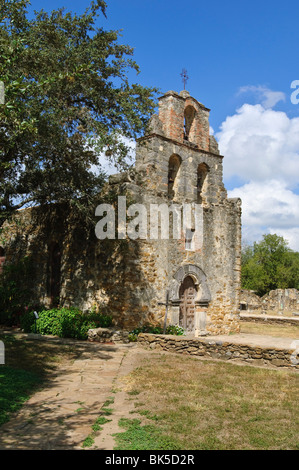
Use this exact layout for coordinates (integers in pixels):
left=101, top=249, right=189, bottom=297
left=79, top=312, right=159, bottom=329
left=179, top=276, right=197, bottom=330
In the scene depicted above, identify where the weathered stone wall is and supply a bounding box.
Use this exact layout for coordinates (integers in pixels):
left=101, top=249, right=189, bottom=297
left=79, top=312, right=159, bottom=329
left=138, top=333, right=299, bottom=370
left=1, top=89, right=242, bottom=336
left=240, top=289, right=261, bottom=310
left=135, top=134, right=226, bottom=205
left=240, top=289, right=299, bottom=314
left=262, top=288, right=299, bottom=312
left=154, top=90, right=211, bottom=151
left=1, top=201, right=159, bottom=330
left=88, top=327, right=130, bottom=343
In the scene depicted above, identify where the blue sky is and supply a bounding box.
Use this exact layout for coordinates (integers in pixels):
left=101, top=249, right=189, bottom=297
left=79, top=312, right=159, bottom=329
left=27, top=0, right=299, bottom=250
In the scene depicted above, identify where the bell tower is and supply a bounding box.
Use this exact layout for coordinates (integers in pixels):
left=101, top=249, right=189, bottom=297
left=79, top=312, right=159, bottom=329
left=135, top=89, right=226, bottom=205
left=133, top=89, right=242, bottom=336
left=157, top=90, right=211, bottom=150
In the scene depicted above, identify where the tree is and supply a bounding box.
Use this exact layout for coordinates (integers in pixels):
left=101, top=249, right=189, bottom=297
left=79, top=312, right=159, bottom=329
left=0, top=0, right=158, bottom=225
left=241, top=234, right=299, bottom=296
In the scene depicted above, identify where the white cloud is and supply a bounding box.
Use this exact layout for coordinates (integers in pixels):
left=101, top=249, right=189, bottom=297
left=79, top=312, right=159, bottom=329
left=228, top=180, right=299, bottom=250
left=238, top=85, right=286, bottom=109
left=217, top=88, right=299, bottom=251
left=217, top=103, right=299, bottom=187
left=271, top=227, right=299, bottom=252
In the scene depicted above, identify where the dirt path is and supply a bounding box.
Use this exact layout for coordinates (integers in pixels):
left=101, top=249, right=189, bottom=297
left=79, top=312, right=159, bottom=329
left=0, top=340, right=149, bottom=450
left=91, top=347, right=153, bottom=450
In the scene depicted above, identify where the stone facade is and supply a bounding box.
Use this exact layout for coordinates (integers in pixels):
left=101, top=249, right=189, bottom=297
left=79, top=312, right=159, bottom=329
left=1, top=89, right=242, bottom=335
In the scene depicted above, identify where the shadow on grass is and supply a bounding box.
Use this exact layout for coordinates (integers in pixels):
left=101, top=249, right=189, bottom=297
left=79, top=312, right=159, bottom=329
left=0, top=366, right=42, bottom=426
left=0, top=333, right=117, bottom=376
left=0, top=332, right=120, bottom=448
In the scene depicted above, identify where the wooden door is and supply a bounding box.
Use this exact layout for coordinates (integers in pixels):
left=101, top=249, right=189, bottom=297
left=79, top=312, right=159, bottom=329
left=179, top=276, right=196, bottom=330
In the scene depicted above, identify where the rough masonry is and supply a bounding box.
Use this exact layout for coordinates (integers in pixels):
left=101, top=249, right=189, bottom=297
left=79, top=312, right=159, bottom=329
left=1, top=90, right=242, bottom=335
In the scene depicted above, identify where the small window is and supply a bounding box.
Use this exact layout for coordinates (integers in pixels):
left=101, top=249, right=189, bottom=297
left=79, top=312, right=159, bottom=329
left=197, top=163, right=209, bottom=203
left=168, top=154, right=181, bottom=198
left=185, top=228, right=195, bottom=251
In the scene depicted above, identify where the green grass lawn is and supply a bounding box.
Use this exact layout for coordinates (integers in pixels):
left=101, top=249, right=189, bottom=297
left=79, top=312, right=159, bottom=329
left=240, top=320, right=299, bottom=339
left=115, top=352, right=299, bottom=450
left=0, top=366, right=42, bottom=426
left=0, top=333, right=79, bottom=427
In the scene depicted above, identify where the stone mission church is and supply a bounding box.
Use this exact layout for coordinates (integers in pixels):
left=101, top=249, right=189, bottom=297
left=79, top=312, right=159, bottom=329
left=2, top=89, right=242, bottom=336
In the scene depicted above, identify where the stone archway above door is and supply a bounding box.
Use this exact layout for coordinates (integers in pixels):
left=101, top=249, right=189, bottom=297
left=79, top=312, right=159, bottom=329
left=168, top=264, right=211, bottom=306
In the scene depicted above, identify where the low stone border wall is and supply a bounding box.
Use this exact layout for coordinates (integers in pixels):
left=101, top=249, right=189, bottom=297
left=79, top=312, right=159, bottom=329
left=137, top=333, right=299, bottom=370
left=88, top=327, right=130, bottom=343
left=240, top=313, right=299, bottom=326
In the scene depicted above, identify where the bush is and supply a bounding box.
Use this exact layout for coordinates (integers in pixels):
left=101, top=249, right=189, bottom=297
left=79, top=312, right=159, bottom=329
left=165, top=325, right=185, bottom=336
left=35, top=308, right=63, bottom=337
left=20, top=307, right=113, bottom=340
left=20, top=310, right=37, bottom=333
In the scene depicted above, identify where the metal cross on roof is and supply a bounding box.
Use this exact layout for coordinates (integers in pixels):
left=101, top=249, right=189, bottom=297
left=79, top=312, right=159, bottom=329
left=180, top=68, right=189, bottom=90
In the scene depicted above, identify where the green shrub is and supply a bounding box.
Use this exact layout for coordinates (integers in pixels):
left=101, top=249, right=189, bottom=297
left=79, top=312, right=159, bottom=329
left=20, top=307, right=113, bottom=340
left=85, top=311, right=113, bottom=328
left=165, top=325, right=184, bottom=336
left=35, top=308, right=63, bottom=336
left=20, top=310, right=36, bottom=333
